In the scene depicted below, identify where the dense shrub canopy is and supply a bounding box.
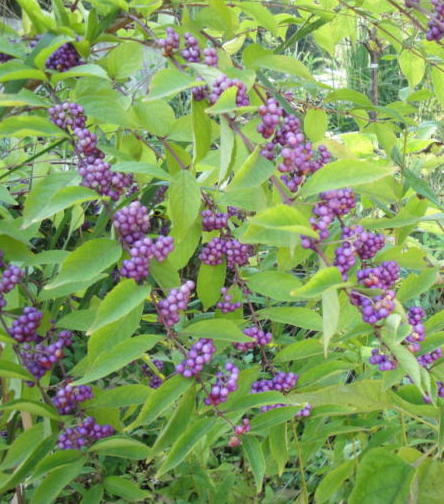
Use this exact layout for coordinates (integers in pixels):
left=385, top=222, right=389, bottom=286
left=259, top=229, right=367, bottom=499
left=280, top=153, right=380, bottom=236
left=0, top=0, right=444, bottom=502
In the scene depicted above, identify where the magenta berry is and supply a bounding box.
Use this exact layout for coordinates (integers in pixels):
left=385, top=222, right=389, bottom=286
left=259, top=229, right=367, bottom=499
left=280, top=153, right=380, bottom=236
left=48, top=102, right=86, bottom=131
left=182, top=32, right=200, bottom=62
left=208, top=75, right=250, bottom=106
left=57, top=416, right=114, bottom=450
left=53, top=384, right=93, bottom=414
left=113, top=201, right=150, bottom=246
left=158, top=27, right=180, bottom=56
left=234, top=326, right=272, bottom=351
left=205, top=362, right=239, bottom=406
left=203, top=47, right=218, bottom=66
left=201, top=209, right=229, bottom=231
left=9, top=307, right=43, bottom=343
left=46, top=43, right=81, bottom=72
left=216, top=287, right=241, bottom=313
left=369, top=348, right=397, bottom=371
left=157, top=280, right=195, bottom=327
left=175, top=338, right=216, bottom=378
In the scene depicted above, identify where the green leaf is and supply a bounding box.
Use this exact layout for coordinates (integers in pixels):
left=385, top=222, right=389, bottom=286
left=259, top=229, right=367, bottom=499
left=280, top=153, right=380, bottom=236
left=432, top=67, right=444, bottom=107
left=349, top=448, right=414, bottom=504
left=112, top=161, right=171, bottom=180
left=315, top=460, right=355, bottom=503
left=150, top=386, right=196, bottom=458
left=299, top=160, right=395, bottom=197
left=131, top=100, right=176, bottom=138
left=322, top=287, right=340, bottom=355
left=257, top=307, right=322, bottom=331
left=87, top=279, right=149, bottom=334
left=197, top=262, right=226, bottom=310
left=58, top=309, right=96, bottom=331
left=275, top=339, right=324, bottom=362
left=144, top=68, right=198, bottom=101
left=101, top=41, right=143, bottom=80
left=169, top=170, right=201, bottom=239
left=192, top=99, right=212, bottom=162
left=0, top=400, right=60, bottom=421
left=87, top=385, right=150, bottom=408
left=74, top=335, right=161, bottom=385
left=126, top=375, right=193, bottom=431
left=246, top=271, right=302, bottom=302
left=0, top=436, right=56, bottom=493
left=291, top=267, right=344, bottom=299
left=326, top=88, right=374, bottom=108
left=0, top=61, right=46, bottom=83
left=89, top=436, right=150, bottom=459
left=16, top=0, right=55, bottom=31
left=404, top=168, right=444, bottom=210
left=304, top=108, right=327, bottom=142
left=157, top=418, right=216, bottom=476
left=0, top=116, right=64, bottom=137
left=416, top=459, right=444, bottom=504
left=219, top=115, right=235, bottom=183
left=81, top=485, right=104, bottom=504
left=228, top=391, right=291, bottom=411
left=397, top=267, right=438, bottom=303
left=241, top=1, right=278, bottom=34
left=255, top=54, right=313, bottom=81
left=0, top=89, right=50, bottom=108
left=32, top=450, right=84, bottom=480
left=149, top=258, right=181, bottom=290
left=228, top=147, right=274, bottom=190
left=269, top=423, right=287, bottom=477
left=251, top=406, right=300, bottom=432
left=0, top=424, right=45, bottom=471
left=399, top=50, right=425, bottom=88
left=23, top=186, right=98, bottom=227
left=103, top=476, right=150, bottom=502
left=51, top=64, right=110, bottom=84
left=180, top=319, right=250, bottom=343
left=242, top=436, right=265, bottom=493
left=45, top=239, right=121, bottom=290
left=0, top=360, right=34, bottom=382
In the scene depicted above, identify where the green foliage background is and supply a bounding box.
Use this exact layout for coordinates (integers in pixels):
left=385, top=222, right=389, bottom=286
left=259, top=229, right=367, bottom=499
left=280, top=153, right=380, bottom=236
left=0, top=0, right=444, bottom=502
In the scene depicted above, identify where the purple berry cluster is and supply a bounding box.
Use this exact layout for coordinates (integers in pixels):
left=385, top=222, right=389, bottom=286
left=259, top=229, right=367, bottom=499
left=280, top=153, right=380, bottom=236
left=260, top=112, right=331, bottom=192
left=204, top=362, right=239, bottom=406
left=437, top=381, right=444, bottom=398
left=175, top=338, right=216, bottom=378
left=9, top=307, right=43, bottom=343
left=47, top=102, right=134, bottom=201
left=357, top=261, right=400, bottom=290
left=157, top=280, right=195, bottom=327
left=113, top=201, right=150, bottom=246
left=405, top=307, right=426, bottom=352
left=78, top=157, right=134, bottom=201
left=158, top=27, right=180, bottom=56
left=0, top=53, right=13, bottom=63
left=57, top=416, right=114, bottom=450
left=46, top=43, right=81, bottom=72
left=350, top=290, right=396, bottom=325
left=201, top=209, right=229, bottom=231
left=208, top=75, right=250, bottom=106
left=216, top=287, right=242, bottom=313
left=53, top=384, right=93, bottom=414
left=182, top=33, right=200, bottom=62
left=296, top=403, right=312, bottom=418
left=229, top=417, right=251, bottom=447
left=257, top=98, right=284, bottom=139
left=417, top=348, right=442, bottom=368
left=427, top=0, right=444, bottom=41
left=368, top=348, right=397, bottom=371
left=20, top=330, right=72, bottom=383
left=120, top=236, right=174, bottom=282
left=301, top=189, right=356, bottom=249
left=142, top=359, right=164, bottom=389
left=203, top=48, right=218, bottom=66
left=343, top=225, right=385, bottom=261
left=48, top=102, right=86, bottom=130
left=251, top=372, right=299, bottom=411
left=0, top=264, right=24, bottom=308
left=234, top=326, right=272, bottom=351
left=199, top=237, right=252, bottom=268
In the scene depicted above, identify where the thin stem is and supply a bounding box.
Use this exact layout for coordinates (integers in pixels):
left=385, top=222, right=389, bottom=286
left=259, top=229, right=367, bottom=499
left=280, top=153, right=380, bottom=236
left=292, top=420, right=309, bottom=504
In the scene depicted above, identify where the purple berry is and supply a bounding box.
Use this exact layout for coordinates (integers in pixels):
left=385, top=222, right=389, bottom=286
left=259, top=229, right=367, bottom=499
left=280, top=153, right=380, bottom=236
left=175, top=338, right=216, bottom=377
left=157, top=280, right=195, bottom=327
